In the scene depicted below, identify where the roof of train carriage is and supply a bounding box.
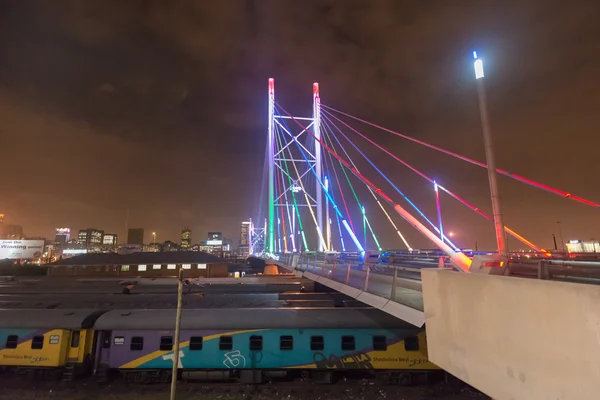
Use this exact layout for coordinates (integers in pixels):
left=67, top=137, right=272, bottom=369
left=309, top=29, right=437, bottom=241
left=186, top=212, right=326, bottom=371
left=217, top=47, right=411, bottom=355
left=94, top=308, right=417, bottom=330
left=0, top=309, right=107, bottom=329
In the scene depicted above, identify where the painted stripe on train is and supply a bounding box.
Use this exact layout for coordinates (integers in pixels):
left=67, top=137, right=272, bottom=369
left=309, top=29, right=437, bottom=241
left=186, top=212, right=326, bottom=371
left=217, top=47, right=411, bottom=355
left=121, top=330, right=437, bottom=370
left=0, top=329, right=37, bottom=351
left=119, top=329, right=264, bottom=369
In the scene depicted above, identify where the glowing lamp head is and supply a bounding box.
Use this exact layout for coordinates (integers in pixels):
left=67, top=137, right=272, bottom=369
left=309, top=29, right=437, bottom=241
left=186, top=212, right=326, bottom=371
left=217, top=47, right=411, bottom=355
left=313, top=82, right=319, bottom=97
left=473, top=52, right=484, bottom=79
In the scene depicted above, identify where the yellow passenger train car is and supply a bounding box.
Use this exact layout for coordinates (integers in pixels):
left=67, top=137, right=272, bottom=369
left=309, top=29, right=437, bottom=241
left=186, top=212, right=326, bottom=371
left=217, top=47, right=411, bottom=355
left=0, top=309, right=106, bottom=380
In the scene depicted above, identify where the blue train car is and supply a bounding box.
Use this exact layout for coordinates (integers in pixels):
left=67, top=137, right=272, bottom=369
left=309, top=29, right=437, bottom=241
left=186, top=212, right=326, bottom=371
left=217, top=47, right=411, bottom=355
left=93, top=308, right=438, bottom=383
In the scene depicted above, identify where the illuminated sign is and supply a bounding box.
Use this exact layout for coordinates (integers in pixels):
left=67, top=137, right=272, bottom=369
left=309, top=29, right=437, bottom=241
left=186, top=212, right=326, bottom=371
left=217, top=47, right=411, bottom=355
left=208, top=232, right=223, bottom=241
left=291, top=180, right=302, bottom=193
left=0, top=240, right=45, bottom=259
left=55, top=228, right=70, bottom=234
left=207, top=240, right=223, bottom=246
left=62, top=249, right=88, bottom=255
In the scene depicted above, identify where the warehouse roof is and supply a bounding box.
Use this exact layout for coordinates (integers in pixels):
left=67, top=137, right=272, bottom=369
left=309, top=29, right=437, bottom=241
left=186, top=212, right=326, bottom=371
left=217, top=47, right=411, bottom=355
left=48, top=251, right=223, bottom=266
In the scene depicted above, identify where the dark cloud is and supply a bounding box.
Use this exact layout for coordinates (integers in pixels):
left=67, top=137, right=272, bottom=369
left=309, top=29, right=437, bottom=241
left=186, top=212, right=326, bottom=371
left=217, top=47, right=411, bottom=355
left=0, top=0, right=598, bottom=249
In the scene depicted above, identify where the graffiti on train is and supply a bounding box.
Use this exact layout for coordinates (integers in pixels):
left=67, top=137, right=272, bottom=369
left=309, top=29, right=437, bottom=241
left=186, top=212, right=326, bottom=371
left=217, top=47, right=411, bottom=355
left=313, top=351, right=373, bottom=369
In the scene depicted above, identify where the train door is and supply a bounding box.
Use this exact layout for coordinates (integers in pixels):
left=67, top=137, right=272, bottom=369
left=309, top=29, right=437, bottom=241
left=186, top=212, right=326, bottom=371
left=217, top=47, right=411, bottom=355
left=67, top=330, right=82, bottom=362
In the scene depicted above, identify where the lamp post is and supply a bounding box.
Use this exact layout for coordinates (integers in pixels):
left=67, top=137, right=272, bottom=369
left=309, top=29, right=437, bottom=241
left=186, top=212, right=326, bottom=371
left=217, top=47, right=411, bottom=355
left=556, top=221, right=564, bottom=251
left=152, top=232, right=156, bottom=244
left=473, top=51, right=508, bottom=257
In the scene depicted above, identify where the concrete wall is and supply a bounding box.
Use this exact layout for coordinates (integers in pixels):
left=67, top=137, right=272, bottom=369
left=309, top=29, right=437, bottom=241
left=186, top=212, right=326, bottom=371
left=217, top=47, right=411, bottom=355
left=422, top=269, right=600, bottom=400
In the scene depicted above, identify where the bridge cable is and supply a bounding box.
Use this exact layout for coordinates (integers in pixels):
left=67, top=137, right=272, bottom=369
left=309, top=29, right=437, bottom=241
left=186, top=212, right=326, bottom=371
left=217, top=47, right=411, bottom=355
left=274, top=120, right=308, bottom=251
left=322, top=112, right=459, bottom=250
left=275, top=106, right=328, bottom=251
left=322, top=109, right=549, bottom=255
left=275, top=101, right=470, bottom=271
left=321, top=122, right=382, bottom=251
left=276, top=104, right=364, bottom=253
left=322, top=105, right=599, bottom=208
left=319, top=131, right=347, bottom=251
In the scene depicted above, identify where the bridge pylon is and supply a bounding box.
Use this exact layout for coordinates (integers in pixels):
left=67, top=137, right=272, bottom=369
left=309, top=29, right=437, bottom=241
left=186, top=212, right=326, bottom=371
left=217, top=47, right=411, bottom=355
left=266, top=78, right=325, bottom=253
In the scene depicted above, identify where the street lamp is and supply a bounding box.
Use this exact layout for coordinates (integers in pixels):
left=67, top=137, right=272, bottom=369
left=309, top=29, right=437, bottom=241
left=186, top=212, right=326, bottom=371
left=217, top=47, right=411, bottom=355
left=473, top=51, right=508, bottom=257
left=152, top=232, right=156, bottom=244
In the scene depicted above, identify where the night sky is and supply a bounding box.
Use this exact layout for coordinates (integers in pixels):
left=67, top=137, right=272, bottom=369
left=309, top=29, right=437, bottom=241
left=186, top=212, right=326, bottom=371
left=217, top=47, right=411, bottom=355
left=1, top=1, right=599, bottom=250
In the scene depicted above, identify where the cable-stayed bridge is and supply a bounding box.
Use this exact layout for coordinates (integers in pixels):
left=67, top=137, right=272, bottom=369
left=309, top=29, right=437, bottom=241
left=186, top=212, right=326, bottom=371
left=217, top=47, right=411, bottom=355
left=245, top=56, right=600, bottom=400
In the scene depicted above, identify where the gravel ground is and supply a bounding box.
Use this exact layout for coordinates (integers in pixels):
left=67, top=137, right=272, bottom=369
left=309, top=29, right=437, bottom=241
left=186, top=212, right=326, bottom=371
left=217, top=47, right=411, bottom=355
left=0, top=377, right=487, bottom=400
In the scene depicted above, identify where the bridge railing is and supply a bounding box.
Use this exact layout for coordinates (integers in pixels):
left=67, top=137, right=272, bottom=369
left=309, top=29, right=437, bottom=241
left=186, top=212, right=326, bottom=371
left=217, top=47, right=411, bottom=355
left=276, top=252, right=426, bottom=311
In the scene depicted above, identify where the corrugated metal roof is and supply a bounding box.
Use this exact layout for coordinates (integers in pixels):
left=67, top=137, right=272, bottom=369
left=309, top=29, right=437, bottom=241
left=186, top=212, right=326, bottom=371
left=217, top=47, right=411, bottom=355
left=0, top=309, right=107, bottom=329
left=47, top=251, right=223, bottom=266
left=94, top=308, right=415, bottom=330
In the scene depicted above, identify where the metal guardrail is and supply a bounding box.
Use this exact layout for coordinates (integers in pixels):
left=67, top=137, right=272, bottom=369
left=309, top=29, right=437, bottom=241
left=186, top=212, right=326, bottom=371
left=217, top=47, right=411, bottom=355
left=271, top=252, right=600, bottom=286
left=275, top=253, right=426, bottom=311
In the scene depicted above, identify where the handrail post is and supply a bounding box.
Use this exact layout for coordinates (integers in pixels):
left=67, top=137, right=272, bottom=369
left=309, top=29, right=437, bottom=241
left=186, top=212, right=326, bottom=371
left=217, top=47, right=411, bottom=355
left=364, top=264, right=371, bottom=291
left=391, top=266, right=398, bottom=300
left=332, top=259, right=336, bottom=276
left=345, top=263, right=351, bottom=284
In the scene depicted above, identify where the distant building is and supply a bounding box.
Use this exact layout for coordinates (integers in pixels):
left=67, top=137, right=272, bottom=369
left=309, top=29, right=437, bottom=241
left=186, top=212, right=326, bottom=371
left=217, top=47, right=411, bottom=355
left=566, top=240, right=600, bottom=253
left=103, top=233, right=118, bottom=246
left=240, top=222, right=250, bottom=246
left=127, top=228, right=144, bottom=245
left=54, top=228, right=71, bottom=247
left=1, top=225, right=24, bottom=240
left=78, top=228, right=104, bottom=247
left=181, top=227, right=192, bottom=249
left=239, top=221, right=251, bottom=257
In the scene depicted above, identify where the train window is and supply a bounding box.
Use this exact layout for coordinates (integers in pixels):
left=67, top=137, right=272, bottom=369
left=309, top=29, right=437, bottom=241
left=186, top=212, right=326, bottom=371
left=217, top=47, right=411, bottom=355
left=5, top=335, right=18, bottom=349
left=249, top=335, right=263, bottom=350
left=404, top=336, right=419, bottom=351
left=70, top=331, right=80, bottom=348
left=310, top=336, right=324, bottom=351
left=341, top=336, right=355, bottom=351
left=280, top=335, right=293, bottom=350
left=189, top=336, right=203, bottom=351
left=31, top=336, right=44, bottom=350
left=131, top=336, right=144, bottom=351
left=219, top=336, right=233, bottom=350
left=373, top=336, right=387, bottom=351
left=160, top=336, right=173, bottom=351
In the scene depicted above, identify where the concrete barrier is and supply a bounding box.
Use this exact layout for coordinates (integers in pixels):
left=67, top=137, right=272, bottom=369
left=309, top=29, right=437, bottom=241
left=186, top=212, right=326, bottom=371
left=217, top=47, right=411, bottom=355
left=422, top=269, right=600, bottom=400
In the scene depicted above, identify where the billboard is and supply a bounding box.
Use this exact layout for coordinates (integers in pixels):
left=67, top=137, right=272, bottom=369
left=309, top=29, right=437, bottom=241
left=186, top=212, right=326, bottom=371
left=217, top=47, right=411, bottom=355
left=208, top=232, right=222, bottom=241
left=0, top=240, right=45, bottom=260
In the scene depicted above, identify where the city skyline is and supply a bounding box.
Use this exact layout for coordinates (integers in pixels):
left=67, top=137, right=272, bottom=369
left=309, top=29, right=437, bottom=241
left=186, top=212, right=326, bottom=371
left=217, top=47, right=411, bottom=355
left=1, top=2, right=599, bottom=251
